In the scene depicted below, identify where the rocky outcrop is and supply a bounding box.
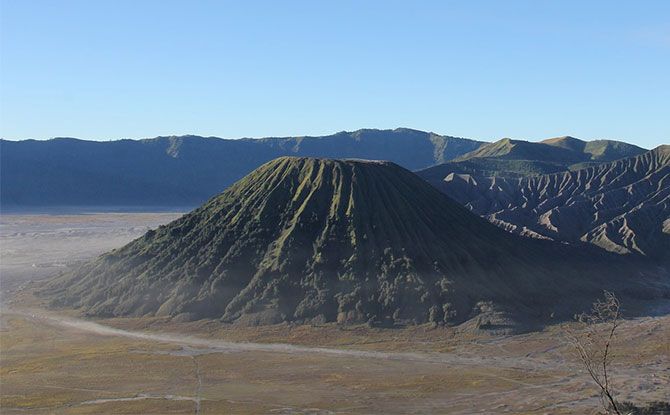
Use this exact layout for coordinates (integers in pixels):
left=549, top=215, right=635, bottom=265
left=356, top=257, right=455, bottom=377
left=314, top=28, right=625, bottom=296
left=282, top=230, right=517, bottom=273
left=40, top=157, right=660, bottom=326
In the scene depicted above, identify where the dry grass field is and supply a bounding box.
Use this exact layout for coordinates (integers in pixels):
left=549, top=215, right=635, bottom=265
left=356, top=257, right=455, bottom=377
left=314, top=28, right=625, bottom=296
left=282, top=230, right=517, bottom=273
left=1, top=213, right=668, bottom=414
left=2, top=293, right=668, bottom=414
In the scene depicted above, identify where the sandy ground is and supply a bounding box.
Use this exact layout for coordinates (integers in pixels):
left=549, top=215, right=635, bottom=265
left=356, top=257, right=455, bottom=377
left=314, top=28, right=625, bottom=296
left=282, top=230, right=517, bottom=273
left=0, top=212, right=183, bottom=301
left=1, top=213, right=668, bottom=414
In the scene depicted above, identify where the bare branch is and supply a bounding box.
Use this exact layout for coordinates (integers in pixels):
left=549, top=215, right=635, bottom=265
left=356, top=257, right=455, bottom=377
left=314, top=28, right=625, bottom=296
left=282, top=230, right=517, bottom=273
left=565, top=291, right=622, bottom=415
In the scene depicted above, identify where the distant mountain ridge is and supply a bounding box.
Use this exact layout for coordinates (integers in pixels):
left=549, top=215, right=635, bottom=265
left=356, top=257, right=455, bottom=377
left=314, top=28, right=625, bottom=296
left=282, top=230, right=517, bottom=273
left=456, top=136, right=646, bottom=165
left=419, top=146, right=670, bottom=261
left=0, top=129, right=651, bottom=210
left=0, top=128, right=483, bottom=208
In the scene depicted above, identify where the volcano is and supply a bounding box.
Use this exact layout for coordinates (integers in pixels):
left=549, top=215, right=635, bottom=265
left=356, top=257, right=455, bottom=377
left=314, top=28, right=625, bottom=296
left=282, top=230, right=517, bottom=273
left=42, top=157, right=662, bottom=326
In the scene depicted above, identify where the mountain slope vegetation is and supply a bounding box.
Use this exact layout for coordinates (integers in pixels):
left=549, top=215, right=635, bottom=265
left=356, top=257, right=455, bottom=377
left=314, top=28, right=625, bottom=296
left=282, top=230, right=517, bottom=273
left=41, top=157, right=662, bottom=326
left=0, top=129, right=483, bottom=208
left=419, top=146, right=670, bottom=261
left=542, top=136, right=647, bottom=161
left=456, top=136, right=646, bottom=166
left=418, top=158, right=568, bottom=180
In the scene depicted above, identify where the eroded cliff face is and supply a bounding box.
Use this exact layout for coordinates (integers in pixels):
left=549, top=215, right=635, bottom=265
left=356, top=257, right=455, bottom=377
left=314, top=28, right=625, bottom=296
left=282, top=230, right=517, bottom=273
left=423, top=146, right=669, bottom=261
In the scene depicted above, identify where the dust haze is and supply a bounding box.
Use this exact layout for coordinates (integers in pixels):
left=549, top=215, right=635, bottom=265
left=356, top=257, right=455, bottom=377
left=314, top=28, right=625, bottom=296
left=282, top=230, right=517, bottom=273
left=0, top=211, right=183, bottom=302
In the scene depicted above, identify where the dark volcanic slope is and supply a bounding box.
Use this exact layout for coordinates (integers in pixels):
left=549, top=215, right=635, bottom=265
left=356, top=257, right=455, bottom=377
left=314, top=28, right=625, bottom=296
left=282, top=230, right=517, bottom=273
left=0, top=128, right=483, bottom=208
left=42, top=157, right=661, bottom=326
left=420, top=146, right=670, bottom=261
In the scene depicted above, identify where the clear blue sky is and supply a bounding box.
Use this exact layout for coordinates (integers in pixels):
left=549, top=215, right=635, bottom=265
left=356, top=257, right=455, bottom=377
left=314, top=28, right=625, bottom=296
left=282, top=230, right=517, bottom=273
left=1, top=0, right=668, bottom=148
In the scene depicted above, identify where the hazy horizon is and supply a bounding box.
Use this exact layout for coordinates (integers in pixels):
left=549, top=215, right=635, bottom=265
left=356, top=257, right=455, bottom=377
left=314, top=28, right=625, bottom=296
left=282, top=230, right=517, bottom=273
left=0, top=127, right=663, bottom=149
